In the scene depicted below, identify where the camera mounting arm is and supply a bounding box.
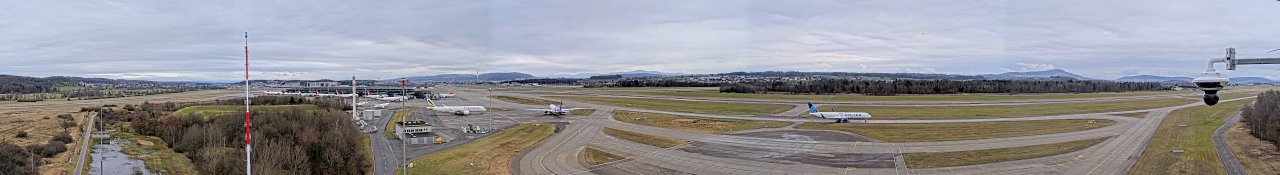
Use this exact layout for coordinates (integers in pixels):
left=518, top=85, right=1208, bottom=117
left=1206, top=47, right=1280, bottom=72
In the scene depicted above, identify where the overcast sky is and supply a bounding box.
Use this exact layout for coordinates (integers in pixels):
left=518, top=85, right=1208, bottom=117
left=3, top=0, right=1280, bottom=81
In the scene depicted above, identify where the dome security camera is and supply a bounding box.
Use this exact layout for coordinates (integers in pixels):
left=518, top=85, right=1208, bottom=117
left=1192, top=71, right=1227, bottom=106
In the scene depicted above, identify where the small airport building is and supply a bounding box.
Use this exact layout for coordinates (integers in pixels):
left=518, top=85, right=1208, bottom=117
left=396, top=120, right=436, bottom=144
left=357, top=109, right=385, bottom=121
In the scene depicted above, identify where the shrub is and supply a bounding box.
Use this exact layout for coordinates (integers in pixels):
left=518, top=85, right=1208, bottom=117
left=50, top=132, right=73, bottom=143
left=15, top=131, right=27, bottom=138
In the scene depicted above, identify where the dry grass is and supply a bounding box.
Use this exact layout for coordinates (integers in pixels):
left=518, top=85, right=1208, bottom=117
left=1128, top=99, right=1252, bottom=175
left=603, top=128, right=687, bottom=148
left=363, top=134, right=374, bottom=175
left=581, top=147, right=625, bottom=166
left=613, top=110, right=791, bottom=134
left=820, top=98, right=1193, bottom=120
left=796, top=119, right=1116, bottom=142
left=549, top=96, right=793, bottom=116
left=1225, top=120, right=1280, bottom=174
left=905, top=137, right=1110, bottom=169
left=400, top=123, right=554, bottom=175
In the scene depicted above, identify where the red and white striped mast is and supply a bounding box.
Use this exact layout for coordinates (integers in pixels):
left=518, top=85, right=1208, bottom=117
left=243, top=32, right=253, bottom=175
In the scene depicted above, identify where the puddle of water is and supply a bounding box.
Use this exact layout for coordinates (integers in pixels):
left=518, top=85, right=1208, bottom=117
left=88, top=139, right=156, bottom=175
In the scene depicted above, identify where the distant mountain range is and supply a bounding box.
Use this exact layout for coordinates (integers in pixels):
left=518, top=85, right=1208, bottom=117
left=400, top=72, right=536, bottom=82
left=1115, top=75, right=1277, bottom=85
left=548, top=70, right=685, bottom=78
left=984, top=69, right=1092, bottom=80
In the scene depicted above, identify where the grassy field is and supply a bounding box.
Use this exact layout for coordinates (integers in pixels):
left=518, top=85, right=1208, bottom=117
left=572, top=109, right=596, bottom=116
left=905, top=137, right=1109, bottom=169
left=1128, top=99, right=1252, bottom=175
left=490, top=95, right=558, bottom=106
left=114, top=132, right=198, bottom=175
left=172, top=105, right=317, bottom=119
left=1225, top=119, right=1280, bottom=174
left=548, top=96, right=793, bottom=115
left=820, top=98, right=1193, bottom=120
left=603, top=128, right=687, bottom=148
left=385, top=109, right=412, bottom=139
left=582, top=147, right=625, bottom=166
left=399, top=123, right=554, bottom=175
left=1114, top=112, right=1149, bottom=118
left=363, top=134, right=374, bottom=175
left=796, top=119, right=1116, bottom=142
left=613, top=110, right=791, bottom=134
left=626, top=90, right=1186, bottom=102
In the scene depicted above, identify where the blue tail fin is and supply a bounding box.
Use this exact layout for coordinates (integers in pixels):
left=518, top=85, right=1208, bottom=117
left=808, top=102, right=819, bottom=113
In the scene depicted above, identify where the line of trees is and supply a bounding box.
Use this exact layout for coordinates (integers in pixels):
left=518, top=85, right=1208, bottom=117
left=1242, top=90, right=1280, bottom=149
left=585, top=79, right=720, bottom=88
left=719, top=79, right=1169, bottom=95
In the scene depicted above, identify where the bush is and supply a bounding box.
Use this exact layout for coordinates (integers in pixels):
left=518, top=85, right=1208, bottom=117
left=15, top=131, right=27, bottom=138
left=51, top=132, right=73, bottom=144
left=0, top=142, right=38, bottom=174
left=30, top=141, right=68, bottom=158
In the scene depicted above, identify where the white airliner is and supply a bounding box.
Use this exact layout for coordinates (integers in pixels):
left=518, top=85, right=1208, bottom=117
left=378, top=96, right=409, bottom=102
left=373, top=103, right=391, bottom=109
left=316, top=92, right=337, bottom=97
left=263, top=91, right=284, bottom=95
left=426, top=99, right=487, bottom=115
left=525, top=104, right=589, bottom=116
left=366, top=94, right=388, bottom=99
left=283, top=92, right=302, bottom=96
left=336, top=91, right=357, bottom=98
left=808, top=102, right=871, bottom=123
left=356, top=102, right=369, bottom=106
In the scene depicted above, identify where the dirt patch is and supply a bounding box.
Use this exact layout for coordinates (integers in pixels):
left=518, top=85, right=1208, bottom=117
left=730, top=130, right=878, bottom=142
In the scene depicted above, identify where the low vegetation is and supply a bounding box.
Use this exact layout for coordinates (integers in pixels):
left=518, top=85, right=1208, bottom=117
left=1129, top=99, right=1252, bottom=175
left=400, top=123, right=555, bottom=175
left=603, top=128, right=687, bottom=148
left=797, top=119, right=1116, bottom=142
left=905, top=137, right=1109, bottom=168
left=613, top=110, right=790, bottom=134
left=489, top=95, right=558, bottom=105
left=550, top=96, right=792, bottom=115
left=820, top=98, right=1193, bottom=120
left=114, top=132, right=198, bottom=175
left=582, top=147, right=625, bottom=166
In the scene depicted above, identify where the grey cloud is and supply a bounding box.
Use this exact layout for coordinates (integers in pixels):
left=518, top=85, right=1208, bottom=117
left=2, top=0, right=1280, bottom=81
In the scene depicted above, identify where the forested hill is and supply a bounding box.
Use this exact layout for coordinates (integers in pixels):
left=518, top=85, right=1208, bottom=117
left=718, top=71, right=986, bottom=80
left=0, top=74, right=157, bottom=94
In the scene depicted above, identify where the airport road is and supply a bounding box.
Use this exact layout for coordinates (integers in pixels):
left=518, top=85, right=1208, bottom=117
left=495, top=88, right=1260, bottom=175
left=1213, top=110, right=1249, bottom=175
left=72, top=113, right=95, bottom=175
